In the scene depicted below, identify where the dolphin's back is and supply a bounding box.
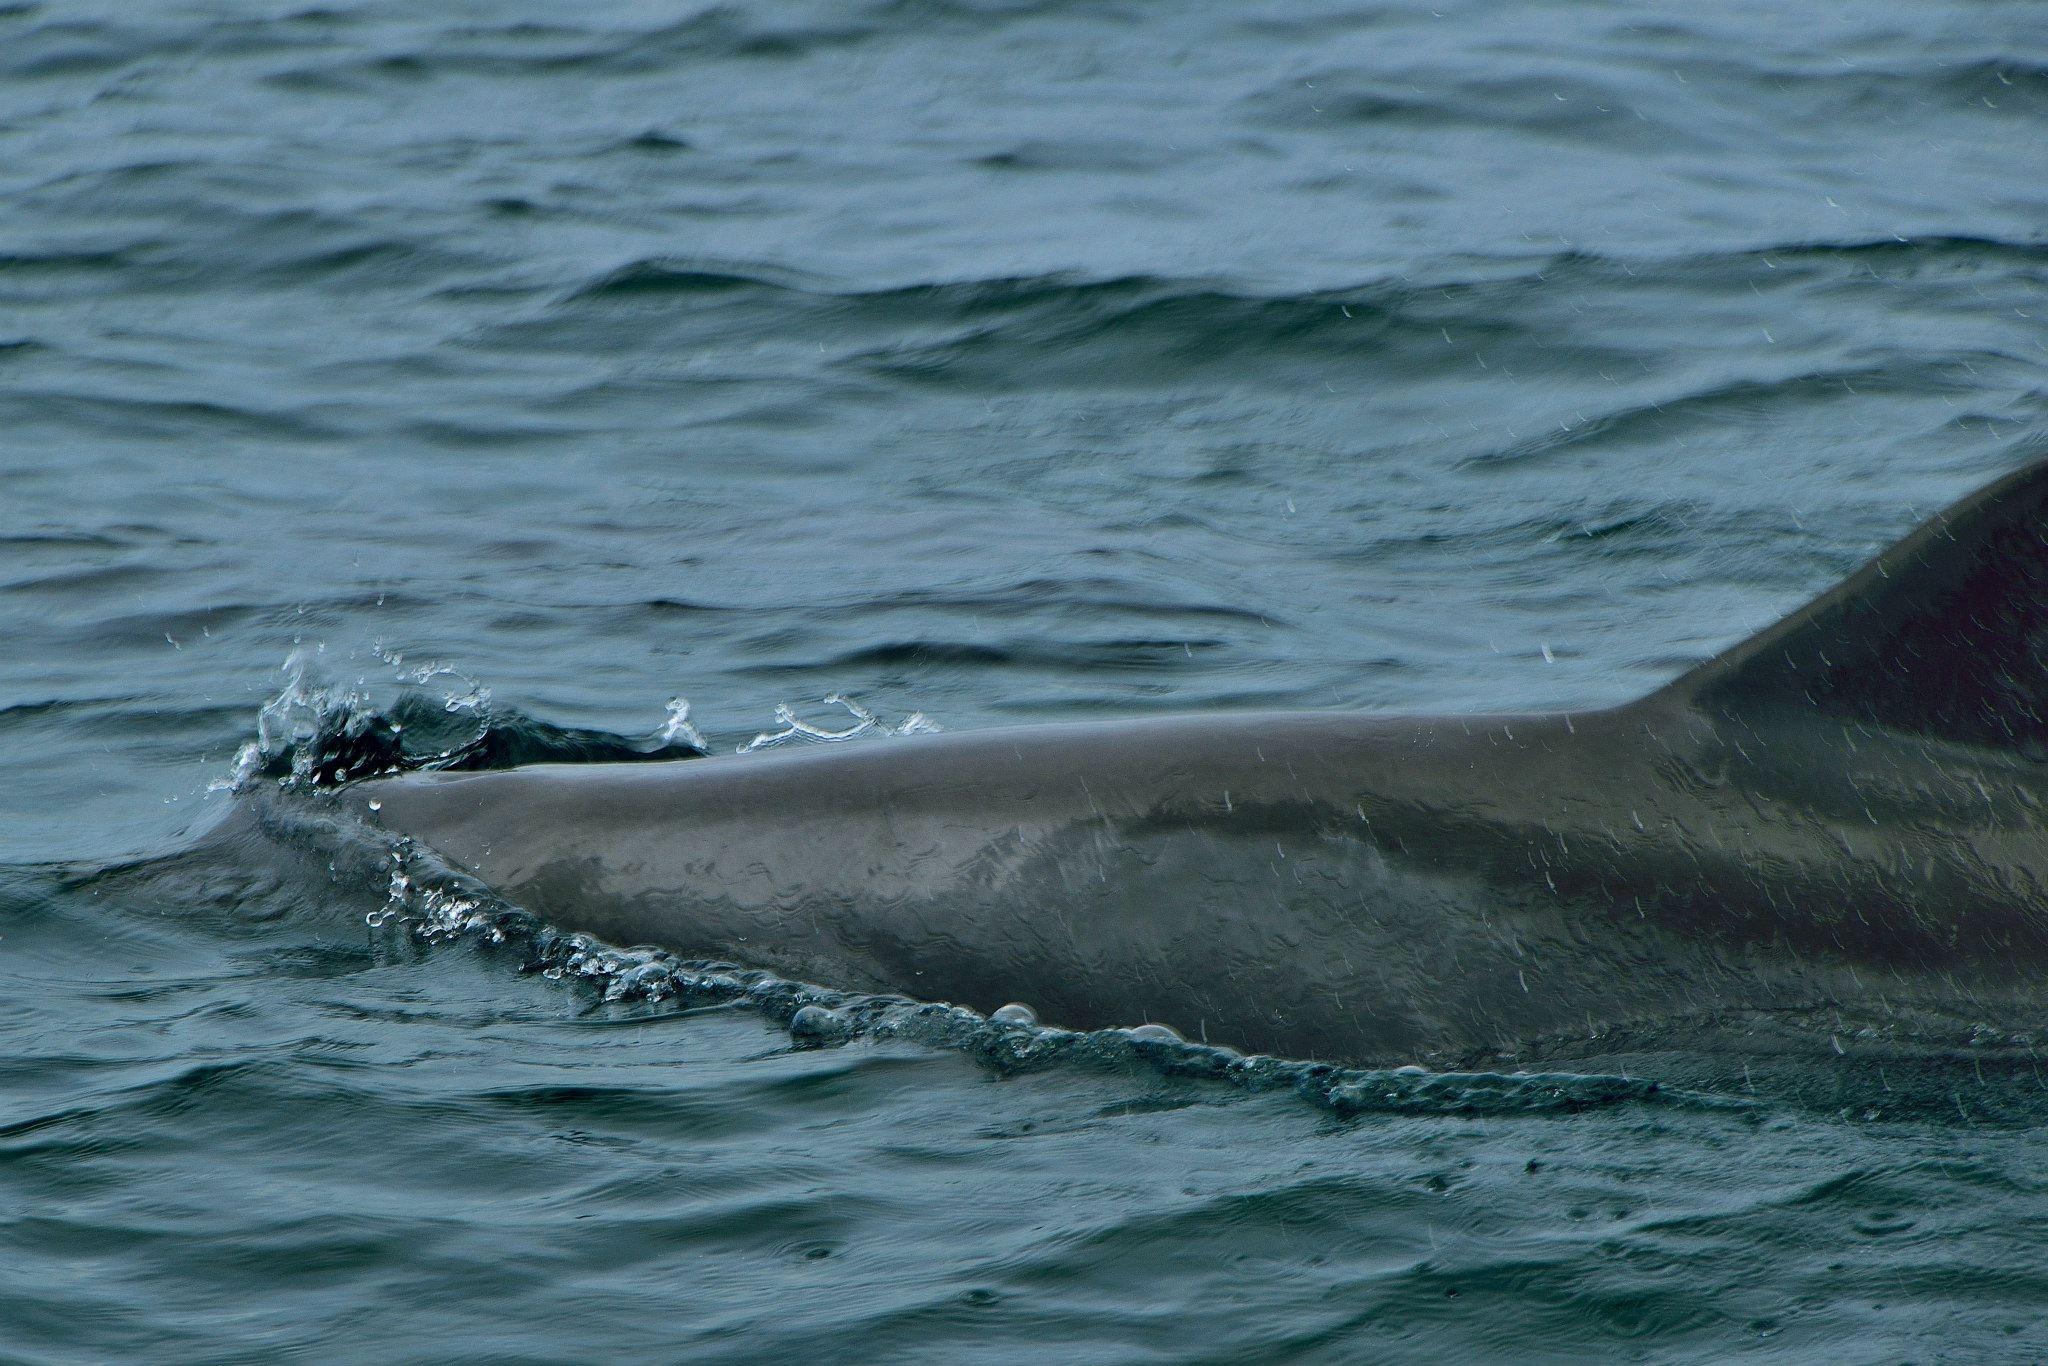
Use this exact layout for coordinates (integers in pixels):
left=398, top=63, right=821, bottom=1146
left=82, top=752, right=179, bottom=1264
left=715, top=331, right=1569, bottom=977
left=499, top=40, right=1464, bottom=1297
left=346, top=461, right=2048, bottom=1064
left=356, top=709, right=1762, bottom=1061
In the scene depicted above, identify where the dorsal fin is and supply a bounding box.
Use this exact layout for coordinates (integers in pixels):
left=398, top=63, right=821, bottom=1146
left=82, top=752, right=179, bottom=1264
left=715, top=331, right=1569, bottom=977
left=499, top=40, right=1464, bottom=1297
left=1660, top=459, right=2048, bottom=752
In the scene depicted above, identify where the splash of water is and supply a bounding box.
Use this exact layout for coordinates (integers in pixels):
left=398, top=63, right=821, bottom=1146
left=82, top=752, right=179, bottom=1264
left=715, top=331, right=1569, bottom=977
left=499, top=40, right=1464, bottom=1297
left=737, top=694, right=941, bottom=753
left=658, top=697, right=707, bottom=751
left=219, top=647, right=938, bottom=795
left=213, top=651, right=724, bottom=795
left=375, top=645, right=492, bottom=715
left=210, top=646, right=395, bottom=792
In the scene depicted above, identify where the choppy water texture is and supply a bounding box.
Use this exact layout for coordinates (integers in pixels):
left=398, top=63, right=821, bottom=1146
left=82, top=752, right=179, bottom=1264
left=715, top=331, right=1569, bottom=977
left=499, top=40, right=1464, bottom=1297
left=4, top=0, right=2047, bottom=1359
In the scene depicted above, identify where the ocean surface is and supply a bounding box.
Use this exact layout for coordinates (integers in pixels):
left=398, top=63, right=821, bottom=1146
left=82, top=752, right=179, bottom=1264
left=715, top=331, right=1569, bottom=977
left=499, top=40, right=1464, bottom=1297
left=4, top=0, right=2046, bottom=1359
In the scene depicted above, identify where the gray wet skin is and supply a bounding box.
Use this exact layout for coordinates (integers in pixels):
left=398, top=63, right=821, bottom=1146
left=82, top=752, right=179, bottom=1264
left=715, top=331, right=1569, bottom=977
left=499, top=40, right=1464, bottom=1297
left=350, top=461, right=2048, bottom=1065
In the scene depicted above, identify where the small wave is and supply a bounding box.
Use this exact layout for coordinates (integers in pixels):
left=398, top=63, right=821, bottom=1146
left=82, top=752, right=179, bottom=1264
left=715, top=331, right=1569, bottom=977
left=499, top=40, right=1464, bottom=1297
left=551, top=235, right=2046, bottom=322
left=0, top=21, right=137, bottom=80
left=0, top=389, right=339, bottom=444
left=1455, top=363, right=1955, bottom=472
left=971, top=137, right=1177, bottom=174
left=1724, top=54, right=2048, bottom=121
left=563, top=259, right=827, bottom=303
left=517, top=236, right=2046, bottom=400
left=0, top=247, right=137, bottom=275
left=848, top=577, right=1279, bottom=626
left=1734, top=234, right=2048, bottom=269
left=260, top=11, right=874, bottom=90
left=608, top=129, right=693, bottom=154
left=822, top=637, right=1230, bottom=673
left=1241, top=65, right=1723, bottom=155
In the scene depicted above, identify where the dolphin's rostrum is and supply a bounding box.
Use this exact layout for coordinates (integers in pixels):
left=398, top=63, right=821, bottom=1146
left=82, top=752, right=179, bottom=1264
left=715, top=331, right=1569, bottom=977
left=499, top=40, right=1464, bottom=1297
left=348, top=461, right=2048, bottom=1065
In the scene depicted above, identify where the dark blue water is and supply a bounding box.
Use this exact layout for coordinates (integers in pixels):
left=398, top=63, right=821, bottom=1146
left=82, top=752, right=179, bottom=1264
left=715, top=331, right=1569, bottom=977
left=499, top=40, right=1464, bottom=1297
left=4, top=1, right=2046, bottom=1358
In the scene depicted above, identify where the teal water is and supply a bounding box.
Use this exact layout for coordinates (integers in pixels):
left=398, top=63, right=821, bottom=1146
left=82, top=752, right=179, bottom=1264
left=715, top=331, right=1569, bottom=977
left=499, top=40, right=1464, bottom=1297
left=4, top=1, right=2047, bottom=1358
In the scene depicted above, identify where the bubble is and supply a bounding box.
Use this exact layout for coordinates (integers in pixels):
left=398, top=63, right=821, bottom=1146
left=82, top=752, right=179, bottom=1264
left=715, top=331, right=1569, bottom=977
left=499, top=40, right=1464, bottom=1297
left=789, top=1005, right=854, bottom=1047
left=1124, top=1022, right=1184, bottom=1044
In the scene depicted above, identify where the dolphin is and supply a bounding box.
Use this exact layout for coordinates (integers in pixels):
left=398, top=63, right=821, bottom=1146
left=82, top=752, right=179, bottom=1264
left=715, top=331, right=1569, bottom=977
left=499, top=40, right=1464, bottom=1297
left=342, top=460, right=2048, bottom=1066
